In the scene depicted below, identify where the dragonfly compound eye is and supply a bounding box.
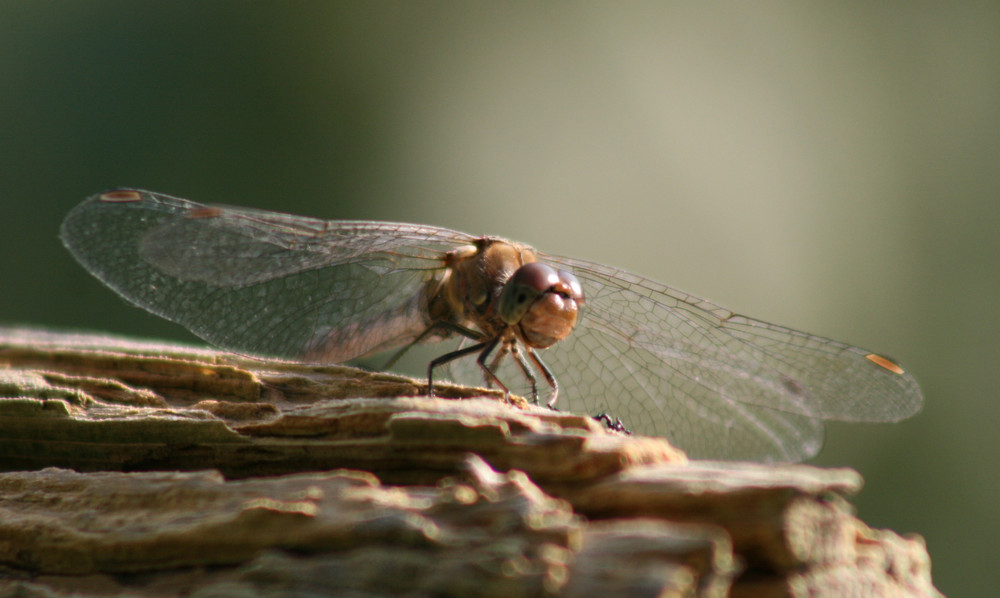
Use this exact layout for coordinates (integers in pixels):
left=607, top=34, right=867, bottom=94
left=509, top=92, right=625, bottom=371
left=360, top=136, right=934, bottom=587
left=498, top=262, right=561, bottom=325
left=499, top=263, right=584, bottom=348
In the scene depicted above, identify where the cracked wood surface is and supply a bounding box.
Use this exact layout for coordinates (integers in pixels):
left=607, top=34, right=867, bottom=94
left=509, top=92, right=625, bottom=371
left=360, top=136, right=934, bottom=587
left=0, top=327, right=939, bottom=597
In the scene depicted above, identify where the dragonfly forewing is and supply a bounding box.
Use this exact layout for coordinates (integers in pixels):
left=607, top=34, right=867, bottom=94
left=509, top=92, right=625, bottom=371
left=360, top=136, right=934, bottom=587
left=59, top=190, right=478, bottom=362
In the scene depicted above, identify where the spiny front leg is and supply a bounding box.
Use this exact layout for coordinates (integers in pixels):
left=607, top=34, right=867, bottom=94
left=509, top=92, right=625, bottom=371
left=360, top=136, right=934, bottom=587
left=525, top=348, right=558, bottom=408
left=508, top=345, right=539, bottom=403
left=426, top=339, right=491, bottom=397
left=474, top=337, right=510, bottom=399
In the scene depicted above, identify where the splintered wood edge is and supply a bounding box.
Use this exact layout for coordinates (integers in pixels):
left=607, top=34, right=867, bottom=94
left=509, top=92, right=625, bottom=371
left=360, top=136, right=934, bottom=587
left=0, top=457, right=746, bottom=594
left=0, top=326, right=939, bottom=596
left=0, top=326, right=686, bottom=483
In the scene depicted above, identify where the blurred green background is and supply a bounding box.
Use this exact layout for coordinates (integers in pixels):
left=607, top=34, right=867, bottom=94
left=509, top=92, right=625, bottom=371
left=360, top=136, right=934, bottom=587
left=2, top=2, right=996, bottom=594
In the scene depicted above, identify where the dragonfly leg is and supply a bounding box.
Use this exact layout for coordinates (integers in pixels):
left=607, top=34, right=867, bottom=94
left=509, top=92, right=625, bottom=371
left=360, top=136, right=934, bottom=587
left=384, top=320, right=485, bottom=370
left=483, top=343, right=517, bottom=388
left=525, top=349, right=559, bottom=408
left=508, top=346, right=539, bottom=403
left=474, top=338, right=510, bottom=399
left=485, top=344, right=509, bottom=389
left=427, top=339, right=491, bottom=397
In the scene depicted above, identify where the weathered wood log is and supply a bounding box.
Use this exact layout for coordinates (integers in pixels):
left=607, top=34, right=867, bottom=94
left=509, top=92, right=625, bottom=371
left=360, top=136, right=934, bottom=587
left=0, top=327, right=939, bottom=597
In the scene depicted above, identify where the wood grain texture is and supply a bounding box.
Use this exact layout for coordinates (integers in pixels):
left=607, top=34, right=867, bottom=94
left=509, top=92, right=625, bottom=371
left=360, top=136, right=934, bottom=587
left=0, top=327, right=938, bottom=597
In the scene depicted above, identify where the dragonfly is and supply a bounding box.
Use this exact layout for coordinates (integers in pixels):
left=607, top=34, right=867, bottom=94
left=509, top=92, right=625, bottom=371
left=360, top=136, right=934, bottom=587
left=60, top=189, right=923, bottom=462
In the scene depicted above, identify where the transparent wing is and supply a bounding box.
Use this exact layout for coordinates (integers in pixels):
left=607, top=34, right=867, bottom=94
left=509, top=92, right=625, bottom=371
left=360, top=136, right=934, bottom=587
left=62, top=189, right=923, bottom=462
left=449, top=253, right=923, bottom=462
left=59, top=189, right=478, bottom=361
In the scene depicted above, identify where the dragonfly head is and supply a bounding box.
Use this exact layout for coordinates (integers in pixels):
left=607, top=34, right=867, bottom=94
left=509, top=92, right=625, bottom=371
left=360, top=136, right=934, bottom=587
left=498, top=262, right=584, bottom=348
